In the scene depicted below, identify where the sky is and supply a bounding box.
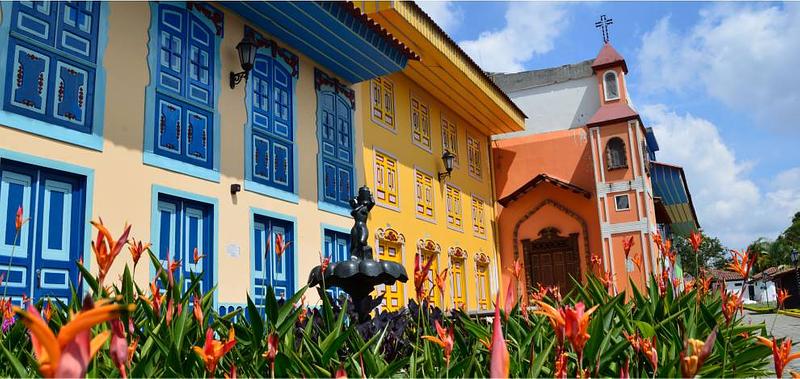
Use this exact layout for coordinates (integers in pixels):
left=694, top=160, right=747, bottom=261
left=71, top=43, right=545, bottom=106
left=417, top=1, right=800, bottom=248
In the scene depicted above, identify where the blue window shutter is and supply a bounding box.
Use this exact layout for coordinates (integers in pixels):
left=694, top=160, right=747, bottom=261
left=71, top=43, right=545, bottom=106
left=156, top=194, right=213, bottom=294
left=11, top=2, right=56, bottom=46
left=156, top=97, right=183, bottom=156
left=186, top=108, right=211, bottom=167
left=156, top=199, right=178, bottom=266
left=252, top=216, right=294, bottom=304
left=272, top=66, right=291, bottom=140
left=57, top=2, right=99, bottom=61
left=323, top=229, right=350, bottom=301
left=187, top=16, right=213, bottom=106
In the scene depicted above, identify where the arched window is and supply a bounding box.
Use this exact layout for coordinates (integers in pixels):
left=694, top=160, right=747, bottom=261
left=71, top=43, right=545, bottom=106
left=606, top=137, right=627, bottom=170
left=603, top=71, right=619, bottom=101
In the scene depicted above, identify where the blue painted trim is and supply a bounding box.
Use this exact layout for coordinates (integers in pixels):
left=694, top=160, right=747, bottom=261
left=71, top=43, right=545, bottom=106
left=143, top=2, right=222, bottom=181
left=318, top=202, right=351, bottom=219
left=143, top=152, right=220, bottom=183
left=243, top=180, right=299, bottom=204
left=149, top=184, right=219, bottom=309
left=0, top=148, right=95, bottom=296
left=248, top=206, right=298, bottom=302
left=0, top=2, right=108, bottom=151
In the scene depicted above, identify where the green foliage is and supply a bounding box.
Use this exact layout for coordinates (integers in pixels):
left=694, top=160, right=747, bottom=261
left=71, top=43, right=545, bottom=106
left=0, top=247, right=778, bottom=378
left=675, top=231, right=727, bottom=274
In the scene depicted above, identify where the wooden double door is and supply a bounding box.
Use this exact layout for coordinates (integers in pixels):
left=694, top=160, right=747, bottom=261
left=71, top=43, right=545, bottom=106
left=522, top=227, right=580, bottom=293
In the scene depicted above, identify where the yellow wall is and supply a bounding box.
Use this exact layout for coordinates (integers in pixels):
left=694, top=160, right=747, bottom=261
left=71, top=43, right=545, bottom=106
left=0, top=3, right=359, bottom=306
left=357, top=72, right=501, bottom=311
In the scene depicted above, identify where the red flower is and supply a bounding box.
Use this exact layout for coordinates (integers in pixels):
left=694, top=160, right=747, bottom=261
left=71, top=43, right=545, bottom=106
left=590, top=254, right=603, bottom=270
left=15, top=205, right=28, bottom=231
left=435, top=268, right=448, bottom=299
left=422, top=320, right=455, bottom=365
left=489, top=292, right=509, bottom=378
left=720, top=284, right=743, bottom=325
left=127, top=238, right=150, bottom=271
left=193, top=295, right=203, bottom=325
left=274, top=233, right=292, bottom=258
left=413, top=253, right=436, bottom=302
left=90, top=218, right=132, bottom=285
left=193, top=247, right=206, bottom=264
left=503, top=279, right=516, bottom=319
left=778, top=288, right=791, bottom=310
left=319, top=252, right=331, bottom=275
left=109, top=320, right=128, bottom=378
left=335, top=364, right=348, bottom=378
left=681, top=331, right=716, bottom=378
left=194, top=327, right=236, bottom=375
left=42, top=300, right=52, bottom=323
left=623, top=235, right=635, bottom=259
left=757, top=336, right=800, bottom=378
left=727, top=249, right=756, bottom=280
left=631, top=252, right=644, bottom=272
left=563, top=302, right=598, bottom=356
left=508, top=259, right=523, bottom=282
left=554, top=352, right=568, bottom=379
left=534, top=300, right=566, bottom=345
left=689, top=231, right=703, bottom=253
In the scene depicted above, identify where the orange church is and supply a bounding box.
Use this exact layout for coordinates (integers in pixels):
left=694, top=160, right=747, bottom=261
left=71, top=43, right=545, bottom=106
left=491, top=41, right=699, bottom=297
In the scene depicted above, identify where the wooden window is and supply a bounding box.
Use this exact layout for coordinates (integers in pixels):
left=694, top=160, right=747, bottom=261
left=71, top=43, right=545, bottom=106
left=606, top=137, right=627, bottom=170
left=374, top=150, right=399, bottom=208
left=445, top=184, right=463, bottom=231
left=441, top=114, right=458, bottom=163
left=449, top=251, right=467, bottom=310
left=603, top=71, right=620, bottom=101
left=476, top=261, right=491, bottom=310
left=418, top=239, right=442, bottom=307
left=467, top=134, right=482, bottom=179
left=471, top=196, right=486, bottom=238
left=316, top=69, right=354, bottom=208
left=411, top=96, right=431, bottom=151
left=415, top=170, right=435, bottom=221
left=614, top=194, right=630, bottom=211
left=370, top=77, right=395, bottom=131
left=377, top=228, right=405, bottom=311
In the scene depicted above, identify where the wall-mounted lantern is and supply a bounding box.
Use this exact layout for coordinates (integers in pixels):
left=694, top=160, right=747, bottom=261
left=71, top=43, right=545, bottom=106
left=438, top=150, right=456, bottom=181
left=230, top=183, right=242, bottom=195
left=229, top=34, right=257, bottom=89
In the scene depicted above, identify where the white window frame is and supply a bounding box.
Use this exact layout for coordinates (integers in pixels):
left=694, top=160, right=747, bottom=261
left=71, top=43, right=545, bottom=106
left=614, top=194, right=630, bottom=211
left=603, top=70, right=620, bottom=101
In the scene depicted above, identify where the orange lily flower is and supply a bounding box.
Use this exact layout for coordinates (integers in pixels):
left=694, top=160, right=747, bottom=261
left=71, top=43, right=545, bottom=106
left=534, top=300, right=566, bottom=345
left=149, top=280, right=163, bottom=318
left=554, top=352, right=568, bottom=379
left=413, top=253, right=435, bottom=302
left=165, top=298, right=175, bottom=326
left=127, top=238, right=150, bottom=271
left=684, top=278, right=696, bottom=293
left=624, top=331, right=641, bottom=352
left=90, top=218, right=132, bottom=285
left=42, top=300, right=52, bottom=323
left=529, top=284, right=549, bottom=302
left=1, top=298, right=15, bottom=332
left=194, top=327, right=237, bottom=374
left=641, top=335, right=658, bottom=371
left=167, top=255, right=181, bottom=287
left=15, top=205, right=28, bottom=230
left=727, top=249, right=755, bottom=280
left=623, top=235, right=635, bottom=258
left=127, top=337, right=138, bottom=364
left=601, top=270, right=617, bottom=292
left=435, top=268, right=448, bottom=298
left=590, top=254, right=603, bottom=270
left=699, top=275, right=712, bottom=295
left=193, top=247, right=206, bottom=264
left=672, top=277, right=682, bottom=291
left=489, top=292, right=509, bottom=379
left=631, top=252, right=644, bottom=272
left=422, top=319, right=455, bottom=365
left=653, top=232, right=663, bottom=252
left=681, top=331, right=716, bottom=378
left=778, top=288, right=791, bottom=310
left=563, top=301, right=598, bottom=356
left=720, top=285, right=743, bottom=325
left=508, top=259, right=523, bottom=282
left=274, top=233, right=292, bottom=258
left=193, top=295, right=203, bottom=325
left=689, top=231, right=703, bottom=253
left=14, top=299, right=134, bottom=378
left=757, top=336, right=800, bottom=378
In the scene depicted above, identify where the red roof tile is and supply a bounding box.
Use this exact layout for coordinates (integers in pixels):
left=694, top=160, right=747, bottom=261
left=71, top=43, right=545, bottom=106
left=707, top=269, right=744, bottom=282
left=586, top=103, right=640, bottom=127
left=592, top=43, right=628, bottom=73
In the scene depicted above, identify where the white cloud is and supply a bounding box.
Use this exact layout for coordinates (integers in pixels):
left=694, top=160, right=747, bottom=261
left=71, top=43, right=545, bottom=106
left=642, top=104, right=800, bottom=247
left=416, top=1, right=464, bottom=33
left=637, top=4, right=800, bottom=132
left=458, top=2, right=569, bottom=73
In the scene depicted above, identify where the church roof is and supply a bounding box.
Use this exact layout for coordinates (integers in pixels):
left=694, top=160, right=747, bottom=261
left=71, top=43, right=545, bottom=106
left=586, top=103, right=640, bottom=127
left=591, top=43, right=628, bottom=73
left=489, top=60, right=595, bottom=93
left=498, top=173, right=592, bottom=207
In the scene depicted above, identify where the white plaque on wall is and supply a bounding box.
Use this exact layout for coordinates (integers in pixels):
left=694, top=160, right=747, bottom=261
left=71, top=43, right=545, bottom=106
left=226, top=244, right=241, bottom=258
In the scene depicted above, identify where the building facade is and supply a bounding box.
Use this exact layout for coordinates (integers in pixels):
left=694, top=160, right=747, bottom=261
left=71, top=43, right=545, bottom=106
left=0, top=1, right=418, bottom=312
left=355, top=1, right=526, bottom=311
left=492, top=43, right=699, bottom=297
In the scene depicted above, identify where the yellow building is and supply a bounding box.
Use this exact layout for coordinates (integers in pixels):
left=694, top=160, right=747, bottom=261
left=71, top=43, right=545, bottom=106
left=355, top=2, right=526, bottom=311
left=0, top=1, right=417, bottom=312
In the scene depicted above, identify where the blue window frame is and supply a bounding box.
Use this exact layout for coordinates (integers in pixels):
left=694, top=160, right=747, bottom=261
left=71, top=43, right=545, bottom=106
left=323, top=228, right=350, bottom=302
left=144, top=3, right=222, bottom=181
left=252, top=214, right=295, bottom=311
left=0, top=159, right=86, bottom=304
left=154, top=193, right=213, bottom=294
left=0, top=2, right=106, bottom=149
left=245, top=28, right=299, bottom=198
left=315, top=69, right=355, bottom=210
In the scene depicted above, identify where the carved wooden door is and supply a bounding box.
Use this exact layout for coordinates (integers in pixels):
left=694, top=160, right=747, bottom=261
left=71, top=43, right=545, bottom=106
left=522, top=227, right=580, bottom=293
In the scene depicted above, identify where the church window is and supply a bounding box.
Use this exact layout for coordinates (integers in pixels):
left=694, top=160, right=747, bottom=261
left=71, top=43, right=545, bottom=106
left=475, top=252, right=492, bottom=310
left=374, top=150, right=398, bottom=209
left=445, top=184, right=463, bottom=231
left=449, top=247, right=468, bottom=310
left=415, top=169, right=435, bottom=221
left=471, top=196, right=486, bottom=238
left=614, top=194, right=630, bottom=211
left=370, top=77, right=395, bottom=131
left=606, top=137, right=627, bottom=170
left=411, top=95, right=431, bottom=151
left=467, top=134, right=482, bottom=180
left=603, top=71, right=620, bottom=101
left=441, top=114, right=458, bottom=164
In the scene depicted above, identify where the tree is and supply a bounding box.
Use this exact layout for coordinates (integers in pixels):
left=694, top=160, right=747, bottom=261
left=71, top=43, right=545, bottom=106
left=673, top=231, right=726, bottom=276
left=744, top=211, right=800, bottom=272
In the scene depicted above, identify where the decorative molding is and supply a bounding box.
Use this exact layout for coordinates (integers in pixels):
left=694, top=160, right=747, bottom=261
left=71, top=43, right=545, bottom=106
left=511, top=199, right=591, bottom=280
left=314, top=68, right=355, bottom=108
left=188, top=2, right=224, bottom=36
left=448, top=246, right=467, bottom=260
left=417, top=238, right=441, bottom=254
left=475, top=251, right=491, bottom=266
left=245, top=26, right=299, bottom=78
left=376, top=227, right=405, bottom=245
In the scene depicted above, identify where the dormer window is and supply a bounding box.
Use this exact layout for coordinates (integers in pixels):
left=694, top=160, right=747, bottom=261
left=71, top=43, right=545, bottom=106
left=603, top=71, right=620, bottom=101
left=606, top=137, right=627, bottom=170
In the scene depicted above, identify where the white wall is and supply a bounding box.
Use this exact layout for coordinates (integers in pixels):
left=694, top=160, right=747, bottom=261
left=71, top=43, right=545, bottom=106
left=752, top=280, right=777, bottom=303
left=494, top=76, right=600, bottom=139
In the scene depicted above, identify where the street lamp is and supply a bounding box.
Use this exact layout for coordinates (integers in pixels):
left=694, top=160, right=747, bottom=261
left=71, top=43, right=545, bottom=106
left=438, top=150, right=456, bottom=181
left=230, top=33, right=257, bottom=89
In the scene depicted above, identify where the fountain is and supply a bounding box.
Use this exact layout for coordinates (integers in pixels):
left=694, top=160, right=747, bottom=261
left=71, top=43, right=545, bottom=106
left=307, top=186, right=409, bottom=322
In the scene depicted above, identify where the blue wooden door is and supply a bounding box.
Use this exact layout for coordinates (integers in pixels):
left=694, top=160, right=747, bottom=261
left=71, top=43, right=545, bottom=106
left=154, top=194, right=212, bottom=294
left=319, top=92, right=353, bottom=207
left=0, top=160, right=85, bottom=304
left=323, top=229, right=350, bottom=303
left=252, top=215, right=294, bottom=310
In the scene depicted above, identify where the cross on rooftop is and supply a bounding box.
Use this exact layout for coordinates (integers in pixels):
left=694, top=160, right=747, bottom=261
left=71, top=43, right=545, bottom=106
left=595, top=15, right=613, bottom=44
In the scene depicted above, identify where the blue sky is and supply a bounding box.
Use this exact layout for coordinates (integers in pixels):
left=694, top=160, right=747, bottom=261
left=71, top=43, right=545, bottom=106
left=418, top=1, right=800, bottom=248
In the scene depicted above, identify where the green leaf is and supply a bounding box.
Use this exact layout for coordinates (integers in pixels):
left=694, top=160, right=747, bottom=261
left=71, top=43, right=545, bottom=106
left=0, top=343, right=29, bottom=378
left=635, top=321, right=656, bottom=338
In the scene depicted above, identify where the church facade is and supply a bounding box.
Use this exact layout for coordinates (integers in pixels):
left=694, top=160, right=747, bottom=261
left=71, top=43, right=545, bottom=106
left=491, top=42, right=699, bottom=297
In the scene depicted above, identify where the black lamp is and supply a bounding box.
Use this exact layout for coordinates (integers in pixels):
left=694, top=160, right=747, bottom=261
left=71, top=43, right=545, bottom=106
left=438, top=150, right=456, bottom=181
left=230, top=33, right=257, bottom=89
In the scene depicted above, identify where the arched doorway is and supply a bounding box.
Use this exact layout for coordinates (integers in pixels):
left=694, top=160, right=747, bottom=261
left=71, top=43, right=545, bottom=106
left=521, top=227, right=580, bottom=292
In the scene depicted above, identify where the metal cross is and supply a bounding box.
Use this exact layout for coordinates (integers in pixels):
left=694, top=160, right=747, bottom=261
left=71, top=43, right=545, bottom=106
left=595, top=15, right=613, bottom=44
